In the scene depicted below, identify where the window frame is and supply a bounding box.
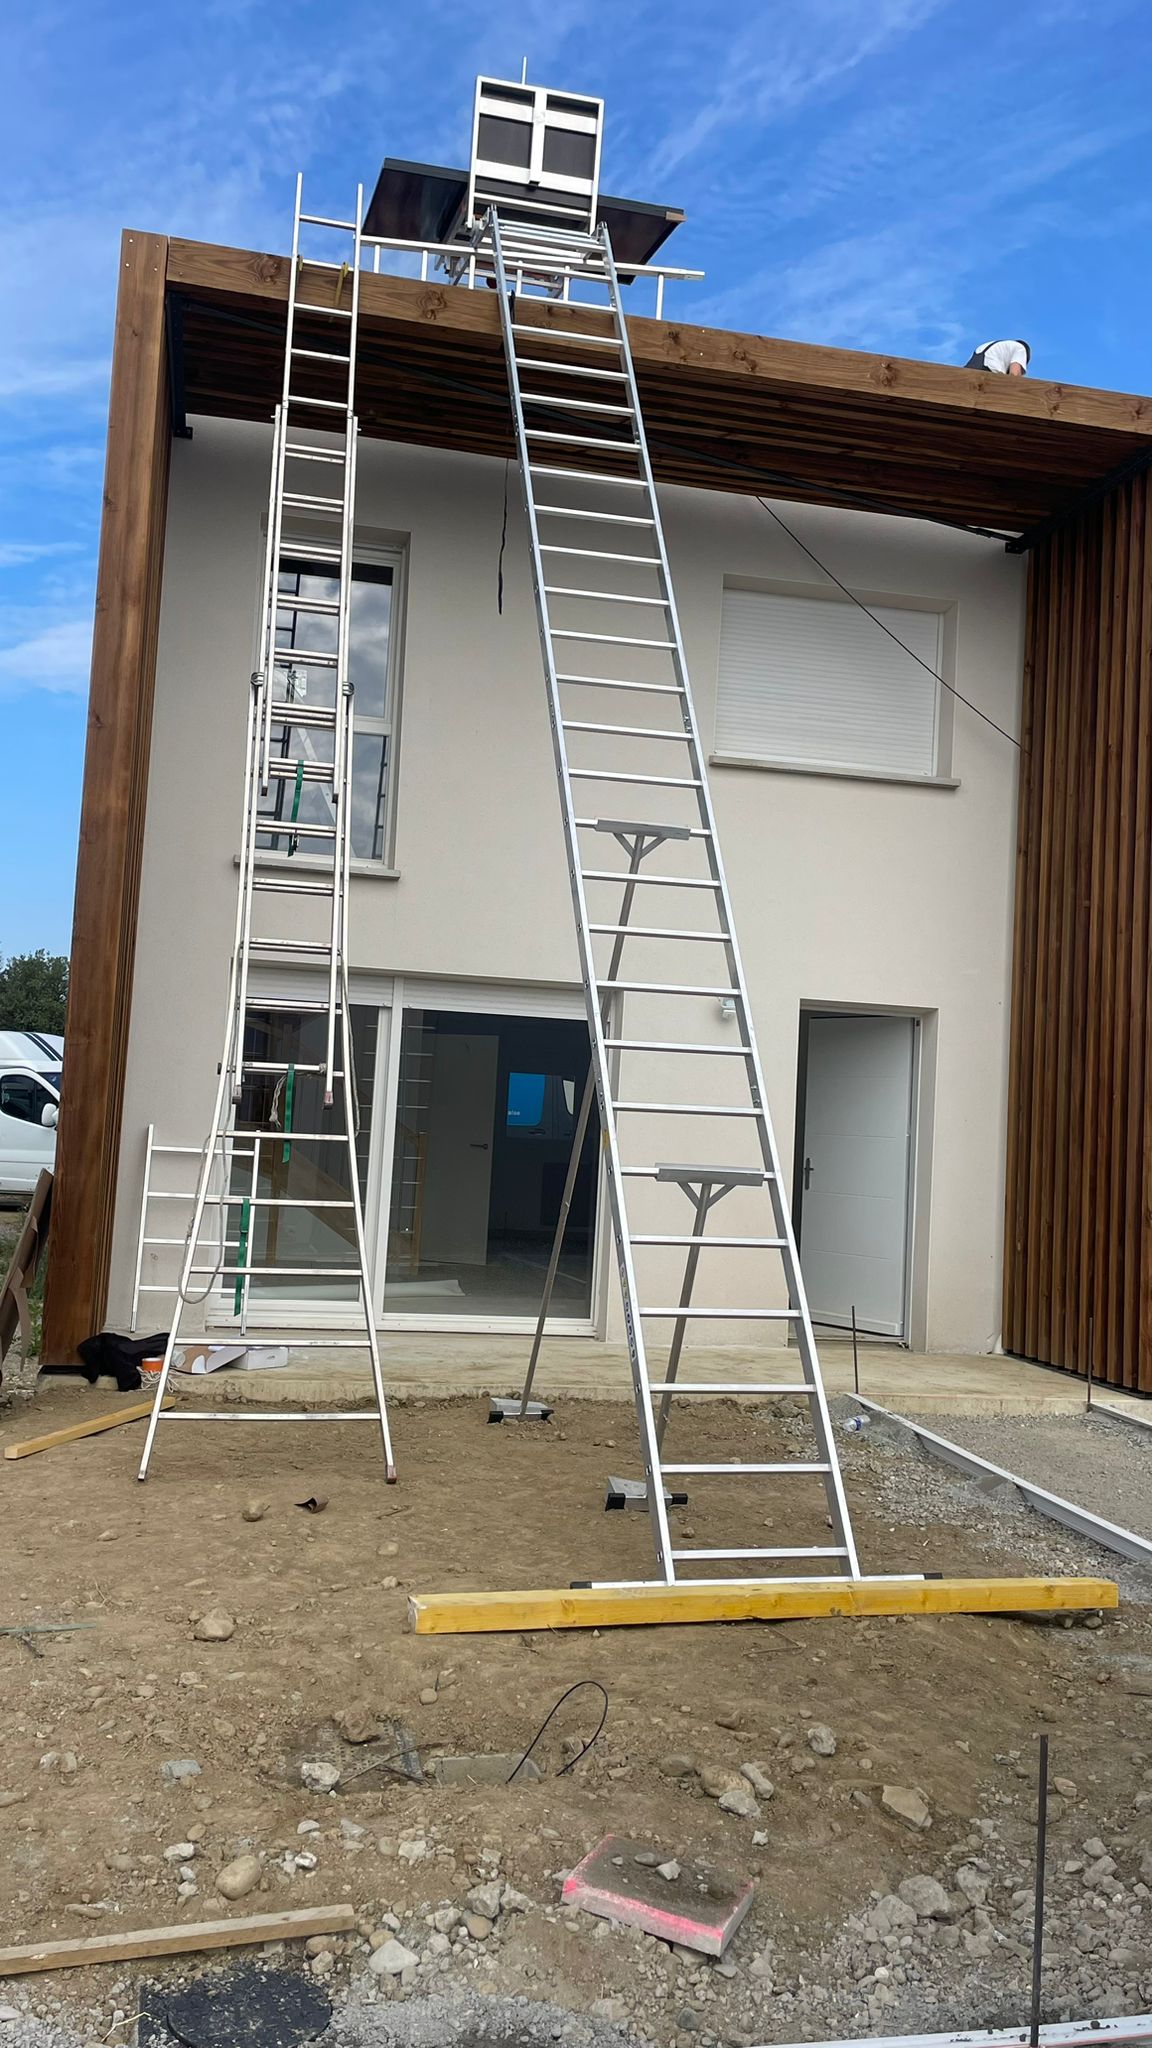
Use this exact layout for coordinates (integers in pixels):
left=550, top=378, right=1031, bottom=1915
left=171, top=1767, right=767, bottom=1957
left=256, top=539, right=407, bottom=872
left=711, top=576, right=958, bottom=788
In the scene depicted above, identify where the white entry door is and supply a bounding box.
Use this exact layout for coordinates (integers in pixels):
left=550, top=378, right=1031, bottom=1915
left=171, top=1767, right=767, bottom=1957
left=420, top=1032, right=500, bottom=1265
left=798, top=1014, right=916, bottom=1340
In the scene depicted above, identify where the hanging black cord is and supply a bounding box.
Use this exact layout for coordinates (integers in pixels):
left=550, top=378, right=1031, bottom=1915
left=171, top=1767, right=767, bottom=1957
left=753, top=494, right=1022, bottom=753
left=497, top=457, right=510, bottom=615
left=507, top=1679, right=609, bottom=1784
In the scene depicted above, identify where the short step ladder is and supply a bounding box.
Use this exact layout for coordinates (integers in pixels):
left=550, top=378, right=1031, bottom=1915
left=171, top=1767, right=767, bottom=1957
left=479, top=207, right=858, bottom=1584
left=138, top=178, right=396, bottom=1483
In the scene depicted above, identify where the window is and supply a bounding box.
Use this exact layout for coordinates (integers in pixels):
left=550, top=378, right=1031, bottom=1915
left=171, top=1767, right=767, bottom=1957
left=0, top=1073, right=55, bottom=1125
left=715, top=586, right=945, bottom=780
left=257, top=558, right=400, bottom=864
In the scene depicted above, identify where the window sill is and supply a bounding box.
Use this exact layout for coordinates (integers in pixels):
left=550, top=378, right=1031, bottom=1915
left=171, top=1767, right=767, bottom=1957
left=233, top=854, right=401, bottom=880
left=708, top=753, right=960, bottom=791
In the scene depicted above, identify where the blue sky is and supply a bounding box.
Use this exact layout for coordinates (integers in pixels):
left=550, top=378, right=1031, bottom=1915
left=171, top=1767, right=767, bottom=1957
left=4, top=0, right=1151, bottom=955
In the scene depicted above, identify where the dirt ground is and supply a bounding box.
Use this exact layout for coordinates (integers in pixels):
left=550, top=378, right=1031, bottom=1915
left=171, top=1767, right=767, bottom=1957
left=2, top=1378, right=1152, bottom=2045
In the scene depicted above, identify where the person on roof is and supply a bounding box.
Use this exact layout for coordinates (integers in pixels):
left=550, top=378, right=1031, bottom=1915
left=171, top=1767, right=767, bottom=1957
left=964, top=338, right=1031, bottom=376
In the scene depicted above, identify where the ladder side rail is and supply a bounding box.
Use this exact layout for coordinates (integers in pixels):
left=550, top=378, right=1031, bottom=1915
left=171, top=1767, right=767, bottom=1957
left=489, top=212, right=676, bottom=1581
left=137, top=677, right=265, bottom=1481
left=337, top=993, right=397, bottom=1480
left=259, top=406, right=289, bottom=794
left=323, top=190, right=363, bottom=1098
left=599, top=228, right=861, bottom=1579
left=129, top=1121, right=156, bottom=1334
left=240, top=411, right=288, bottom=1082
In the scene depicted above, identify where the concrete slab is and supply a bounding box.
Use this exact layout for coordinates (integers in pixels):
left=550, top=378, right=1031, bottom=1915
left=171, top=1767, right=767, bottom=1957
left=562, top=1833, right=754, bottom=1957
left=159, top=1330, right=1100, bottom=1417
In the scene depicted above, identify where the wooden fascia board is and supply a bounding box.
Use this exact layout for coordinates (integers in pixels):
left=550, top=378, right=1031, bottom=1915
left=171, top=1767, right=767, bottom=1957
left=165, top=234, right=1152, bottom=442
left=40, top=231, right=172, bottom=1365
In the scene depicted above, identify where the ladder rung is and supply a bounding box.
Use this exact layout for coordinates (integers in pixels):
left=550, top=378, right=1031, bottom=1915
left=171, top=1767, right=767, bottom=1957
left=193, top=1265, right=362, bottom=1279
left=511, top=323, right=620, bottom=346
left=632, top=1235, right=787, bottom=1246
left=661, top=1463, right=830, bottom=1476
left=546, top=587, right=668, bottom=607
left=603, top=1039, right=748, bottom=1053
left=589, top=925, right=724, bottom=940
left=570, top=770, right=699, bottom=788
left=553, top=631, right=677, bottom=649
left=640, top=1307, right=800, bottom=1320
left=537, top=507, right=656, bottom=527
left=265, top=760, right=333, bottom=783
left=616, top=1103, right=760, bottom=1117
left=269, top=703, right=338, bottom=726
left=278, top=541, right=343, bottom=562
left=213, top=1196, right=356, bottom=1208
left=252, top=877, right=335, bottom=896
left=295, top=304, right=353, bottom=318
left=212, top=1130, right=349, bottom=1142
left=242, top=997, right=337, bottom=1012
left=281, top=492, right=344, bottom=514
left=560, top=676, right=683, bottom=696
left=672, top=1547, right=849, bottom=1562
left=622, top=1164, right=772, bottom=1180
left=517, top=360, right=629, bottom=382
left=299, top=211, right=357, bottom=230
left=286, top=395, right=348, bottom=412
left=275, top=590, right=341, bottom=610
left=291, top=347, right=350, bottom=364
left=283, top=448, right=346, bottom=468
left=542, top=546, right=660, bottom=565
left=576, top=820, right=710, bottom=838
left=564, top=722, right=688, bottom=739
left=530, top=466, right=648, bottom=490
left=257, top=821, right=334, bottom=839
left=528, top=430, right=639, bottom=452
left=598, top=981, right=730, bottom=996
left=273, top=646, right=339, bottom=665
left=523, top=393, right=634, bottom=417
left=247, top=939, right=333, bottom=955
left=241, top=1060, right=340, bottom=1074
left=583, top=873, right=719, bottom=888
left=647, top=1382, right=809, bottom=1395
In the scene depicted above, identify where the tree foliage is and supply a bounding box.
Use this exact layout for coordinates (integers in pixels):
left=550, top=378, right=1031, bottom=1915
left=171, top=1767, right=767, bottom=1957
left=0, top=952, right=70, bottom=1034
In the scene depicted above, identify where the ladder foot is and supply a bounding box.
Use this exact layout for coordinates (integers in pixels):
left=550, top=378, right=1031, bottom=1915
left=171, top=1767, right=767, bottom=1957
left=386, top=1464, right=398, bottom=1484
left=488, top=1396, right=554, bottom=1422
left=605, top=1475, right=689, bottom=1512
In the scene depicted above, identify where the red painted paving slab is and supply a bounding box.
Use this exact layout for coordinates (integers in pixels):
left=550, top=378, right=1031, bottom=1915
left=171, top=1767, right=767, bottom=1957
left=562, top=1833, right=754, bottom=1957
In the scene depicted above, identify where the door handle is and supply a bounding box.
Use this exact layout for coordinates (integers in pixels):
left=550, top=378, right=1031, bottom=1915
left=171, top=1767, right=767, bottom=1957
left=803, top=1156, right=813, bottom=1190
left=469, top=1142, right=489, bottom=1150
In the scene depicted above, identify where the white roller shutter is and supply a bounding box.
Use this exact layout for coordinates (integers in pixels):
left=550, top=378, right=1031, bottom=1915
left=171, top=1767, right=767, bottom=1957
left=715, top=587, right=943, bottom=778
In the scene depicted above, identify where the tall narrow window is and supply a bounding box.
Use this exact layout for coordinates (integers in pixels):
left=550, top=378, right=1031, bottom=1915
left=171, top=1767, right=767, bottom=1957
left=258, top=558, right=399, bottom=863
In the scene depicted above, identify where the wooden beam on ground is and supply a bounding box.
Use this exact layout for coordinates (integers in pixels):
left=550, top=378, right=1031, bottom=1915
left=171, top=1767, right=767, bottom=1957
left=4, top=1397, right=173, bottom=1460
left=40, top=231, right=172, bottom=1367
left=407, top=1574, right=1118, bottom=1636
left=0, top=1904, right=356, bottom=1977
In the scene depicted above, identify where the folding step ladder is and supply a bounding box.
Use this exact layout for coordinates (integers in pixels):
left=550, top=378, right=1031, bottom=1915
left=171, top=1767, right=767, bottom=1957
left=138, top=178, right=396, bottom=1483
left=479, top=207, right=859, bottom=1584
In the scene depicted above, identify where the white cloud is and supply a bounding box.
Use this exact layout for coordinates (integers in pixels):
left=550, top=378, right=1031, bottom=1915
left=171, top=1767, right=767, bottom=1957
left=0, top=542, right=82, bottom=570
left=0, top=620, right=91, bottom=698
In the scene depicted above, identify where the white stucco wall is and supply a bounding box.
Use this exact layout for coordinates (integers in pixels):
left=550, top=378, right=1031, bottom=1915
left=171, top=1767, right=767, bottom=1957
left=107, top=416, right=1024, bottom=1354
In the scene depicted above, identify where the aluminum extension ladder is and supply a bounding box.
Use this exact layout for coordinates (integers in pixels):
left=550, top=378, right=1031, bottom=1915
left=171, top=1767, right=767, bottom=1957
left=138, top=179, right=396, bottom=1482
left=480, top=208, right=859, bottom=1584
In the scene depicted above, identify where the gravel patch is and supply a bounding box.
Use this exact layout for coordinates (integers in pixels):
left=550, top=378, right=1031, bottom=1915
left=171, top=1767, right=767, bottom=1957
left=902, top=1409, right=1152, bottom=1544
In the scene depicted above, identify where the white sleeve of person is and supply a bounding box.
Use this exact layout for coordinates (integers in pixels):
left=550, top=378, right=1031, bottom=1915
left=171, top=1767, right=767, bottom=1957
left=978, top=339, right=1029, bottom=374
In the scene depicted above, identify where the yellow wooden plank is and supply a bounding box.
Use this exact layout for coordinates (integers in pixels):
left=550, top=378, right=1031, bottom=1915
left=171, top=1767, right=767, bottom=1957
left=407, top=1575, right=1118, bottom=1636
left=3, top=1397, right=173, bottom=1461
left=0, top=1904, right=357, bottom=1976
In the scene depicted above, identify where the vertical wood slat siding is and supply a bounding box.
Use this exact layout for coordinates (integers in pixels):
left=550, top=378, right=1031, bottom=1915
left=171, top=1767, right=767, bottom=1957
left=1004, top=471, right=1152, bottom=1389
left=40, top=233, right=171, bottom=1365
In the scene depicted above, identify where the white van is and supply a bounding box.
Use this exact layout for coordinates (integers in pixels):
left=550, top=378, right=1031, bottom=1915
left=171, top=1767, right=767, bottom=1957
left=0, top=1031, right=63, bottom=1197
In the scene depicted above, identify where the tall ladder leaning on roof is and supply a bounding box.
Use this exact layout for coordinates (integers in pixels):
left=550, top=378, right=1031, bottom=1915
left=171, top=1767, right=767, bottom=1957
left=475, top=203, right=859, bottom=1587
left=138, top=177, right=396, bottom=1483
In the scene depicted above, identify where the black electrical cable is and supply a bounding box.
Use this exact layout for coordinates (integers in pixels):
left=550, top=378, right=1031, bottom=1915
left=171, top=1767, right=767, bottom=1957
left=497, top=457, right=510, bottom=614
left=751, top=493, right=1023, bottom=753
left=507, top=1679, right=609, bottom=1784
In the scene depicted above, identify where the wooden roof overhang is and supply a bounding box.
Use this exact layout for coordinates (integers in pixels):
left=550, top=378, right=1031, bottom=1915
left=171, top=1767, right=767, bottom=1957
left=166, top=236, right=1152, bottom=543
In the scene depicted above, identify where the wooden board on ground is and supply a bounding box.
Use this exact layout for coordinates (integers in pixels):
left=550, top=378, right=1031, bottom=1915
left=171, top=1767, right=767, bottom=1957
left=407, top=1573, right=1118, bottom=1635
left=0, top=1904, right=357, bottom=1976
left=4, top=1396, right=173, bottom=1460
